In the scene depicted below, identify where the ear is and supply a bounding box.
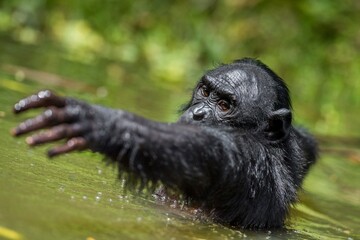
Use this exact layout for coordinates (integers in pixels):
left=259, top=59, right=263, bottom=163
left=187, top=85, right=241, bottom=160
left=264, top=108, right=292, bottom=141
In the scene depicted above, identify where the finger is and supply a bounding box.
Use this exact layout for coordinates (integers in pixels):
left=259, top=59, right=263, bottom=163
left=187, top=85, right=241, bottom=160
left=12, top=107, right=70, bottom=136
left=47, top=137, right=87, bottom=158
left=26, top=123, right=85, bottom=146
left=13, top=90, right=66, bottom=114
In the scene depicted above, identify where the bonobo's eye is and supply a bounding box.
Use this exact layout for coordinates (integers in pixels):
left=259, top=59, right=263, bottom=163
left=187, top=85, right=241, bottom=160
left=198, top=85, right=210, bottom=97
left=218, top=100, right=231, bottom=112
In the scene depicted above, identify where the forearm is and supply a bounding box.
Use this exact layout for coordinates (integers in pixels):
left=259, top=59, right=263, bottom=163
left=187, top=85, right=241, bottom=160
left=11, top=90, right=228, bottom=199
left=86, top=105, right=224, bottom=197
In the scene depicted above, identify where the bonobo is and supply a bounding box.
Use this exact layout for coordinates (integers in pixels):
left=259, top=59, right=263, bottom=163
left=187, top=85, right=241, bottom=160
left=12, top=58, right=317, bottom=229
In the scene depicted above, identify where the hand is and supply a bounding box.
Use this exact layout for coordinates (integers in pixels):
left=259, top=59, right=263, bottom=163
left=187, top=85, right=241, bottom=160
left=12, top=90, right=89, bottom=157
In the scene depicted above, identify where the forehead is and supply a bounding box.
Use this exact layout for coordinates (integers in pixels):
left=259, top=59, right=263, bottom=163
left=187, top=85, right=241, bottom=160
left=205, top=64, right=263, bottom=100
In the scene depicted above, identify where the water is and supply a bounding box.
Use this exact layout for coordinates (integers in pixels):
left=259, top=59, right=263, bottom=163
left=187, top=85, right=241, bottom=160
left=0, top=38, right=359, bottom=240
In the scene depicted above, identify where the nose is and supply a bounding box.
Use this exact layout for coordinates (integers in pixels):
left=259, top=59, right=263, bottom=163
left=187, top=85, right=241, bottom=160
left=192, top=106, right=206, bottom=121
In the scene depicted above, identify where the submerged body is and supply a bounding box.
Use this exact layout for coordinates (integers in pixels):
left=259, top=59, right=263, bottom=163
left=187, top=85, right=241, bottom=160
left=12, top=58, right=317, bottom=229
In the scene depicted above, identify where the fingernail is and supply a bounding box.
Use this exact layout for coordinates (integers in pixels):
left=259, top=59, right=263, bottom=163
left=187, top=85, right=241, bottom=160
left=13, top=104, right=21, bottom=113
left=10, top=128, right=18, bottom=136
left=26, top=137, right=34, bottom=145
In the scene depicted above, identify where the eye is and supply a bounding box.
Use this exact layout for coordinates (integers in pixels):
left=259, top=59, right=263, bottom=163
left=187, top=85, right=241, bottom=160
left=199, top=85, right=210, bottom=97
left=218, top=100, right=231, bottom=112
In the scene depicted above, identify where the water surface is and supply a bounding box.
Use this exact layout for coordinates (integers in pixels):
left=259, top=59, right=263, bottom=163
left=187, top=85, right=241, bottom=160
left=0, top=38, right=359, bottom=240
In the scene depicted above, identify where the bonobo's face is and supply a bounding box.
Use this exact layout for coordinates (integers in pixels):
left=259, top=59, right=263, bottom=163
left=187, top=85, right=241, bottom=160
left=179, top=59, right=291, bottom=131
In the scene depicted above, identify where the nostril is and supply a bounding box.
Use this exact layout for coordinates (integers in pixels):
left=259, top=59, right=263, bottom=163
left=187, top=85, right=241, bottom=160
left=193, top=108, right=206, bottom=121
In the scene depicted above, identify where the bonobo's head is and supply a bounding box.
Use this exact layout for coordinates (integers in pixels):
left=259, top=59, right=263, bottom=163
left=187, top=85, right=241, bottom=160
left=179, top=58, right=292, bottom=141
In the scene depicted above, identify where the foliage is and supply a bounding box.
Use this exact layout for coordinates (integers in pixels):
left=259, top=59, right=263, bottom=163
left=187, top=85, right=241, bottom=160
left=0, top=0, right=359, bottom=136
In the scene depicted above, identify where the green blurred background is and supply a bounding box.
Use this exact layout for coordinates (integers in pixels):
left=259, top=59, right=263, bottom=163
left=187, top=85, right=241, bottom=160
left=0, top=1, right=359, bottom=240
left=1, top=0, right=359, bottom=135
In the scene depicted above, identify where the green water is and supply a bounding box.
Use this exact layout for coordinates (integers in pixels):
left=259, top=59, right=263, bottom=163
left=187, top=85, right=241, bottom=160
left=0, top=39, right=359, bottom=240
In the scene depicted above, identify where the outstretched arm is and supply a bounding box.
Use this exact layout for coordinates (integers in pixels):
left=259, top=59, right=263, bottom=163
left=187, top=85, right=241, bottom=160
left=12, top=90, right=227, bottom=198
